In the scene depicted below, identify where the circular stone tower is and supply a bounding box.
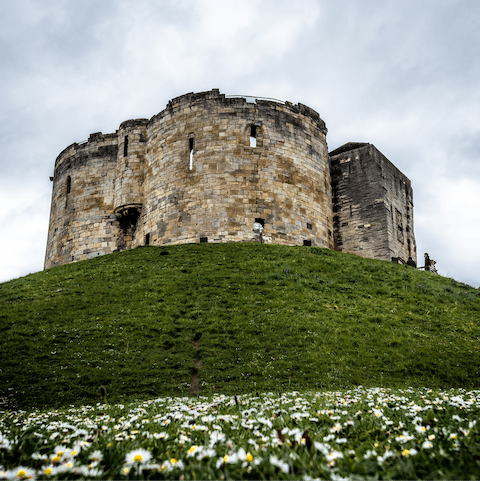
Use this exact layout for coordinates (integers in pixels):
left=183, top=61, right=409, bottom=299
left=45, top=89, right=334, bottom=268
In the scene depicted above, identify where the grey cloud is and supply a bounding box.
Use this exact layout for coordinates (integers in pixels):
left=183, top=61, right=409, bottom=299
left=1, top=0, right=480, bottom=286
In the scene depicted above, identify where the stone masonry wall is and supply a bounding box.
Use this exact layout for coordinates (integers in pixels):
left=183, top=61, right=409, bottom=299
left=45, top=133, right=121, bottom=268
left=45, top=89, right=335, bottom=268
left=139, top=90, right=333, bottom=248
left=329, top=143, right=417, bottom=264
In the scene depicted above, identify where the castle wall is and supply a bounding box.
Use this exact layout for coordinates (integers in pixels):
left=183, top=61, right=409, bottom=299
left=44, top=132, right=121, bottom=268
left=45, top=89, right=335, bottom=269
left=329, top=143, right=417, bottom=264
left=138, top=90, right=333, bottom=248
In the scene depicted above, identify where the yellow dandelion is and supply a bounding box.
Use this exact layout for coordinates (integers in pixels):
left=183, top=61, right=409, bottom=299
left=246, top=452, right=253, bottom=463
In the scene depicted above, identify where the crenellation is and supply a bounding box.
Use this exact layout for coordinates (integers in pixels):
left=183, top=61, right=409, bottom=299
left=45, top=89, right=416, bottom=269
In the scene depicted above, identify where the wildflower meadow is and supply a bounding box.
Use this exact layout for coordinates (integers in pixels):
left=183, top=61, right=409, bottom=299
left=1, top=387, right=480, bottom=479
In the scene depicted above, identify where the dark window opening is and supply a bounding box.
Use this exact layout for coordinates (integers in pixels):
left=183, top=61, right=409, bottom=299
left=407, top=239, right=411, bottom=256
left=255, top=218, right=264, bottom=227
left=396, top=208, right=403, bottom=242
left=307, top=222, right=312, bottom=230
left=250, top=125, right=257, bottom=148
left=124, top=135, right=129, bottom=157
left=145, top=233, right=150, bottom=245
left=200, top=236, right=208, bottom=243
left=303, top=240, right=312, bottom=246
left=66, top=176, right=71, bottom=194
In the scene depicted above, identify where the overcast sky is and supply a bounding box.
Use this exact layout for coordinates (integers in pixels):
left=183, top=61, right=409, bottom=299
left=1, top=0, right=479, bottom=287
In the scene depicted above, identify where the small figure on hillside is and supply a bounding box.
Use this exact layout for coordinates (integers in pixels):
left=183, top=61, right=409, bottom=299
left=423, top=253, right=438, bottom=273
left=253, top=220, right=264, bottom=243
left=424, top=253, right=430, bottom=271
left=407, top=257, right=416, bottom=267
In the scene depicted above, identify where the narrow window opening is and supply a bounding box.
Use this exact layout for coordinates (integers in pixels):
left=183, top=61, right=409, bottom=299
left=189, top=137, right=194, bottom=170
left=349, top=205, right=352, bottom=217
left=250, top=125, right=257, bottom=148
left=124, top=135, right=129, bottom=157
left=145, top=233, right=150, bottom=245
left=200, top=236, right=208, bottom=243
left=66, top=176, right=71, bottom=194
left=307, top=222, right=312, bottom=230
left=407, top=239, right=411, bottom=256
left=303, top=240, right=312, bottom=246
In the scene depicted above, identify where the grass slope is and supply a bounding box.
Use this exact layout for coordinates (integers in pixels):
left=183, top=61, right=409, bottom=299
left=1, top=243, right=479, bottom=410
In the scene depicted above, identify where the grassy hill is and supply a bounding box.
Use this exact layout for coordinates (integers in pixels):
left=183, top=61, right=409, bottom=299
left=1, top=243, right=479, bottom=410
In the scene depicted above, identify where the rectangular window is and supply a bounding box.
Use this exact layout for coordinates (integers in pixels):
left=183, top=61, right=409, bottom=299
left=124, top=135, right=129, bottom=157
left=145, top=233, right=150, bottom=245
left=250, top=125, right=257, bottom=148
left=200, top=236, right=208, bottom=243
left=303, top=240, right=312, bottom=246
left=189, top=137, right=194, bottom=170
left=307, top=223, right=312, bottom=230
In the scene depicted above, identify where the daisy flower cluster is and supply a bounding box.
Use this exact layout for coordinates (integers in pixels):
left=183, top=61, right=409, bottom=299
left=1, top=387, right=479, bottom=479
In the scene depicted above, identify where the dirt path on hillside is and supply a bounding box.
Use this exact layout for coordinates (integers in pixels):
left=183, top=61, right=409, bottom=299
left=190, top=337, right=202, bottom=394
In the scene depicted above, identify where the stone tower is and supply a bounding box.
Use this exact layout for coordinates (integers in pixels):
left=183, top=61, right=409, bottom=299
left=329, top=143, right=416, bottom=262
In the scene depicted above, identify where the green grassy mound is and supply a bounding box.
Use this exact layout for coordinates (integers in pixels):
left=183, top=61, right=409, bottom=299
left=1, top=243, right=479, bottom=410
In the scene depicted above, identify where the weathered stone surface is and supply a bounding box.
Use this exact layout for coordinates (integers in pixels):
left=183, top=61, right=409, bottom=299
left=329, top=143, right=416, bottom=264
left=44, top=90, right=416, bottom=269
left=44, top=90, right=333, bottom=268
